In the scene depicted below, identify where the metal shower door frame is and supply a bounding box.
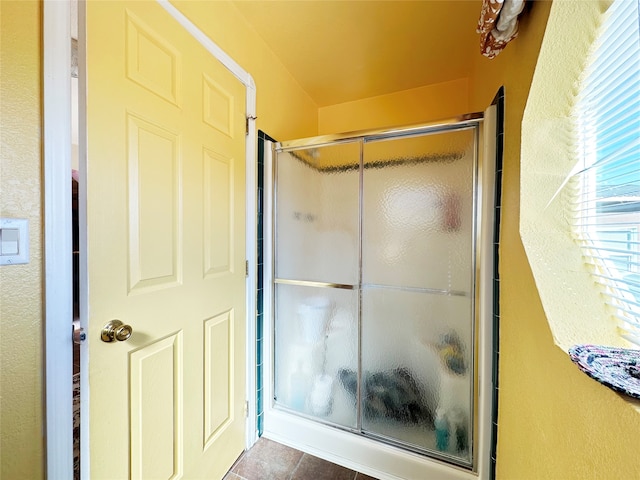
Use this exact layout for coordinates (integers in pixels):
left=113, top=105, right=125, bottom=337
left=263, top=111, right=495, bottom=479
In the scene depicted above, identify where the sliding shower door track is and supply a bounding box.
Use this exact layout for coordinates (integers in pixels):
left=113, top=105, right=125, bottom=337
left=363, top=283, right=469, bottom=297
left=274, top=278, right=469, bottom=298
left=273, top=278, right=357, bottom=290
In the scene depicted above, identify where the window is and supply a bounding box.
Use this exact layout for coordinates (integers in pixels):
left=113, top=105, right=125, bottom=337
left=572, top=0, right=640, bottom=344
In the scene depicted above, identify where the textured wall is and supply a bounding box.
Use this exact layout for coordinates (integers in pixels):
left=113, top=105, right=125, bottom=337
left=520, top=0, right=622, bottom=350
left=468, top=1, right=640, bottom=478
left=0, top=1, right=45, bottom=479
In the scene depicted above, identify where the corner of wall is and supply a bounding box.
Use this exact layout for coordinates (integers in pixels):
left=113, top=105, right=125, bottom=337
left=172, top=0, right=319, bottom=140
left=317, top=78, right=471, bottom=135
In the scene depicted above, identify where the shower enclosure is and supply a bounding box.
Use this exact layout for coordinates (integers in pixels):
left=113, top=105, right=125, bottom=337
left=264, top=111, right=497, bottom=479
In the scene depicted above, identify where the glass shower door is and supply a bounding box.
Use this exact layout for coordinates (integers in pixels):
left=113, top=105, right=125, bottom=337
left=361, top=129, right=476, bottom=466
left=272, top=124, right=479, bottom=469
left=273, top=141, right=360, bottom=429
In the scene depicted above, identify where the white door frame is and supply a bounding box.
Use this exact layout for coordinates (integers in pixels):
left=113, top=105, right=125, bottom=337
left=43, top=1, right=258, bottom=477
left=43, top=2, right=73, bottom=478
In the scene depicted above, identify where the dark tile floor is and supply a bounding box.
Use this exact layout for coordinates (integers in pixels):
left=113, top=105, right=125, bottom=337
left=224, top=437, right=378, bottom=480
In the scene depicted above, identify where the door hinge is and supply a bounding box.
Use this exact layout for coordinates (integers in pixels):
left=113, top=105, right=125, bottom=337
left=245, top=260, right=249, bottom=277
left=244, top=400, right=249, bottom=418
left=245, top=115, right=257, bottom=135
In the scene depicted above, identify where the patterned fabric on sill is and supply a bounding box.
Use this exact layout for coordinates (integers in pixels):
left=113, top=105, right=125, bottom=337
left=569, top=344, right=640, bottom=399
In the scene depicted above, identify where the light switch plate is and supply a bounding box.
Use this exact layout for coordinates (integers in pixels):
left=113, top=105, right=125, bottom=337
left=0, top=218, right=29, bottom=265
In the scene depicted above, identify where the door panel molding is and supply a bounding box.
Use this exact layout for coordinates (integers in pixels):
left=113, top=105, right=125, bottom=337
left=126, top=113, right=183, bottom=293
left=204, top=310, right=235, bottom=449
left=125, top=8, right=182, bottom=107
left=130, top=332, right=184, bottom=480
left=203, top=148, right=234, bottom=278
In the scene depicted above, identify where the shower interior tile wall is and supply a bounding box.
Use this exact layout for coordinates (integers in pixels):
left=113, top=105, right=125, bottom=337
left=257, top=130, right=276, bottom=436
left=490, top=88, right=505, bottom=478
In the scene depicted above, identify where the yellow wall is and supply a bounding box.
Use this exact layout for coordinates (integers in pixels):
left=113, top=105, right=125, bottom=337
left=318, top=78, right=469, bottom=134
left=0, top=1, right=45, bottom=479
left=468, top=1, right=640, bottom=479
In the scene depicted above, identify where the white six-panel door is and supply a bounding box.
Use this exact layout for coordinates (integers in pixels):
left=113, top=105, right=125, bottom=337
left=85, top=2, right=247, bottom=477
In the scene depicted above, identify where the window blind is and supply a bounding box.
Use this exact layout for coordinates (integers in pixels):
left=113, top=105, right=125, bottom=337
left=572, top=0, right=640, bottom=344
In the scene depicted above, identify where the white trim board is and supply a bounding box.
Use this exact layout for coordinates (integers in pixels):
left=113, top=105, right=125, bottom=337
left=43, top=1, right=74, bottom=478
left=44, top=1, right=258, bottom=478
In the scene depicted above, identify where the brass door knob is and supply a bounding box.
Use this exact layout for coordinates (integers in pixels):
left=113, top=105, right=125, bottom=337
left=101, top=320, right=133, bottom=343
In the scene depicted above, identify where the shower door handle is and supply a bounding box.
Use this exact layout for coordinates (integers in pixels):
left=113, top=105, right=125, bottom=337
left=101, top=319, right=133, bottom=343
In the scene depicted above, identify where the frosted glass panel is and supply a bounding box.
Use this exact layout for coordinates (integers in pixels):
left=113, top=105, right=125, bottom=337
left=274, top=283, right=358, bottom=429
left=272, top=124, right=479, bottom=469
left=275, top=142, right=360, bottom=285
left=362, top=129, right=475, bottom=292
left=360, top=287, right=472, bottom=465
